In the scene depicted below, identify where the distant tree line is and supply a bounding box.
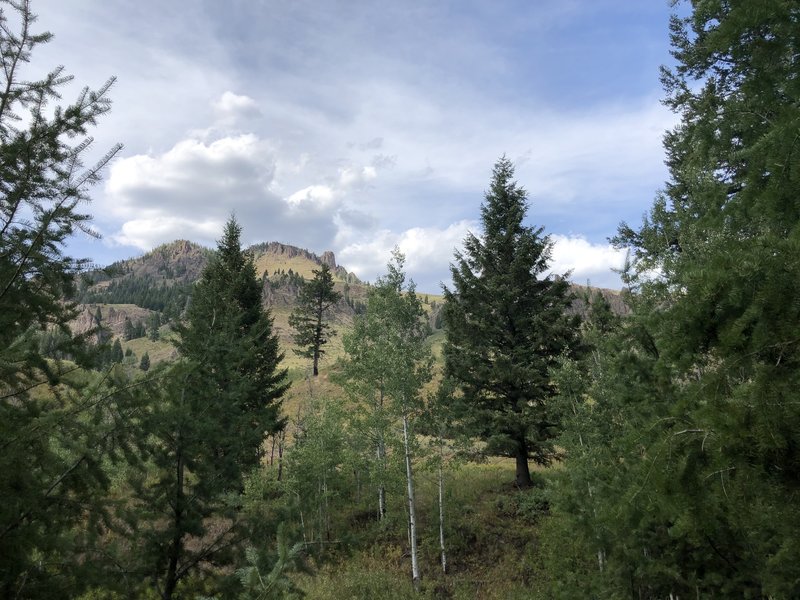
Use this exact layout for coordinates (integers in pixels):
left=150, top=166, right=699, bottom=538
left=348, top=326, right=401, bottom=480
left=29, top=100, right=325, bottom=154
left=79, top=276, right=192, bottom=321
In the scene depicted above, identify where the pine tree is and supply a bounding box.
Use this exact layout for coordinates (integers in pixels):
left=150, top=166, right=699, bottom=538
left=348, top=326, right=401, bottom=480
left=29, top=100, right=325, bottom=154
left=147, top=311, right=160, bottom=341
left=442, top=157, right=579, bottom=487
left=288, top=263, right=341, bottom=376
left=142, top=217, right=288, bottom=598
left=546, top=2, right=800, bottom=596
left=139, top=351, right=150, bottom=372
left=0, top=1, right=125, bottom=594
left=111, top=338, right=123, bottom=364
left=123, top=317, right=136, bottom=341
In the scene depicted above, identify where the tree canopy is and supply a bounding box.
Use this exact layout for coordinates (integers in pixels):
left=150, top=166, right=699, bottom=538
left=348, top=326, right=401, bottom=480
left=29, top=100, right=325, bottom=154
left=442, top=157, right=579, bottom=487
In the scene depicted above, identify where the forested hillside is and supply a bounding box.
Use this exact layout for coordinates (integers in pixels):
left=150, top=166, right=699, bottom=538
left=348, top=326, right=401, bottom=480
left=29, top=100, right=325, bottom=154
left=1, top=1, right=798, bottom=598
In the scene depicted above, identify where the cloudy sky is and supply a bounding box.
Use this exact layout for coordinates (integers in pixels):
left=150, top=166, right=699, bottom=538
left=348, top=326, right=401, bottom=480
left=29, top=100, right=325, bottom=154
left=31, top=0, right=677, bottom=291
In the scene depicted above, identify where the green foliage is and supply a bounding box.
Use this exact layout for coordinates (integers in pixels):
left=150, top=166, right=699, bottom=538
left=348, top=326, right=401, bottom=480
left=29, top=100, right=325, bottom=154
left=0, top=1, right=128, bottom=595
left=442, top=157, right=580, bottom=487
left=235, top=524, right=310, bottom=600
left=289, top=264, right=342, bottom=376
left=80, top=276, right=193, bottom=321
left=544, top=2, right=800, bottom=597
left=284, top=393, right=364, bottom=554
left=130, top=217, right=289, bottom=598
left=340, top=251, right=433, bottom=518
left=139, top=351, right=150, bottom=371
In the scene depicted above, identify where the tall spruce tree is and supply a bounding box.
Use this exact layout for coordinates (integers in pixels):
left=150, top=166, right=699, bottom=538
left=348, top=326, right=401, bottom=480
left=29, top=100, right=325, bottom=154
left=0, top=1, right=128, bottom=595
left=139, top=217, right=288, bottom=599
left=545, top=2, right=800, bottom=597
left=442, top=157, right=579, bottom=487
left=288, top=263, right=341, bottom=376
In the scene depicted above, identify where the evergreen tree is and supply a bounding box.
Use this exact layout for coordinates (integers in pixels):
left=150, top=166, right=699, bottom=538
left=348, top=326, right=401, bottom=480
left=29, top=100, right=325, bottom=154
left=141, top=217, right=288, bottom=598
left=139, top=351, right=150, bottom=372
left=547, top=2, right=800, bottom=596
left=0, top=1, right=126, bottom=594
left=147, top=311, right=161, bottom=341
left=123, top=317, right=136, bottom=341
left=288, top=263, right=341, bottom=376
left=111, top=338, right=123, bottom=364
left=442, top=157, right=579, bottom=487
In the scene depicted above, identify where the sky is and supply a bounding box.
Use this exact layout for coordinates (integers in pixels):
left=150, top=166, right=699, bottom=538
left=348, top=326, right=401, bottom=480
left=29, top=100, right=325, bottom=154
left=29, top=0, right=678, bottom=292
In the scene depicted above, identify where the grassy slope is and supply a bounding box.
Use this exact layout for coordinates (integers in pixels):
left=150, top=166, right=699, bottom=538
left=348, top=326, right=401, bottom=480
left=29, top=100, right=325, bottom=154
left=295, top=460, right=551, bottom=600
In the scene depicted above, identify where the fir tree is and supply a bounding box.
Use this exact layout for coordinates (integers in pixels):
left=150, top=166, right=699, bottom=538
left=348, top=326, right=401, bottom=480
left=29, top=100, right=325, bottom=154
left=288, top=263, right=341, bottom=376
left=111, top=338, right=123, bottom=364
left=442, top=157, right=579, bottom=487
left=139, top=351, right=150, bottom=372
left=547, top=2, right=800, bottom=596
left=123, top=317, right=136, bottom=341
left=0, top=1, right=125, bottom=594
left=147, top=311, right=160, bottom=341
left=142, top=217, right=288, bottom=598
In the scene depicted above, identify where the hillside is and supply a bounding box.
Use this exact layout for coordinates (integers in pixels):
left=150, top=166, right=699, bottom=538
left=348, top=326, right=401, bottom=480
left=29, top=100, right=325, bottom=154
left=73, top=239, right=628, bottom=375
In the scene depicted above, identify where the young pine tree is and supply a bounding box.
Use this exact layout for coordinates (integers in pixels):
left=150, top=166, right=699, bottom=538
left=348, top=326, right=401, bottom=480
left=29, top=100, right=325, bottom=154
left=288, top=263, right=341, bottom=376
left=442, top=157, right=579, bottom=487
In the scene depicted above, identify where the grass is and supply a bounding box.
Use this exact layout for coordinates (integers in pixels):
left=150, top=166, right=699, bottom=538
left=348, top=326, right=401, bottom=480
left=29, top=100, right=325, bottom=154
left=294, top=459, right=552, bottom=600
left=254, top=254, right=333, bottom=281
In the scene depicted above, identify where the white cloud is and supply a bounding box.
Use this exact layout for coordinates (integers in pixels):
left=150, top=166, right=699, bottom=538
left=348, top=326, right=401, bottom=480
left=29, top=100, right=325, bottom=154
left=114, top=216, right=223, bottom=250
left=338, top=220, right=475, bottom=291
left=99, top=128, right=390, bottom=258
left=213, top=91, right=261, bottom=122
left=286, top=185, right=338, bottom=209
left=100, top=132, right=343, bottom=252
left=339, top=165, right=377, bottom=188
left=549, top=234, right=627, bottom=288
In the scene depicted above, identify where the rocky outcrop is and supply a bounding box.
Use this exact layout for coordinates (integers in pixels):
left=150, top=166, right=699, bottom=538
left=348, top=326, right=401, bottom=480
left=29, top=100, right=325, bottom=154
left=71, top=303, right=157, bottom=338
left=320, top=251, right=337, bottom=269
left=248, top=242, right=361, bottom=284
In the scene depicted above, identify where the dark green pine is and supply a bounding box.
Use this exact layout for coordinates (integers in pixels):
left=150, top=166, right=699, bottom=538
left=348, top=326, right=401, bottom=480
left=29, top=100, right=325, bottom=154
left=442, top=157, right=580, bottom=487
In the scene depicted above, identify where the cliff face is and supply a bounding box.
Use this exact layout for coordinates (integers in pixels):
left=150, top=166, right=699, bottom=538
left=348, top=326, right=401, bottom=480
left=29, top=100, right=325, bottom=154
left=248, top=242, right=361, bottom=283
left=71, top=303, right=157, bottom=337
left=89, top=240, right=211, bottom=288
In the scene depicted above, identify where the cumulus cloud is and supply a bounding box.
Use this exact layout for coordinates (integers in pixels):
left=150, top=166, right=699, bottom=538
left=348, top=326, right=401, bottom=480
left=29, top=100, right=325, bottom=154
left=338, top=220, right=475, bottom=291
left=549, top=234, right=627, bottom=288
left=99, top=127, right=390, bottom=257
left=339, top=165, right=377, bottom=189
left=100, top=132, right=345, bottom=251
left=213, top=91, right=262, bottom=121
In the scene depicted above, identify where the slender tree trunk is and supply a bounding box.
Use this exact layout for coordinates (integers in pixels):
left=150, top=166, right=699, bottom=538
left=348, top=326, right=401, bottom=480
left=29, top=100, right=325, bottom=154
left=438, top=435, right=448, bottom=574
left=376, top=388, right=386, bottom=520
left=277, top=429, right=285, bottom=482
left=163, top=444, right=184, bottom=600
left=377, top=439, right=386, bottom=520
left=402, top=412, right=420, bottom=592
left=514, top=437, right=532, bottom=488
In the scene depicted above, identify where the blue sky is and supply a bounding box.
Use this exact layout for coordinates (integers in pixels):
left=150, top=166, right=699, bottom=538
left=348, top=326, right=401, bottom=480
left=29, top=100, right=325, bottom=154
left=31, top=0, right=677, bottom=291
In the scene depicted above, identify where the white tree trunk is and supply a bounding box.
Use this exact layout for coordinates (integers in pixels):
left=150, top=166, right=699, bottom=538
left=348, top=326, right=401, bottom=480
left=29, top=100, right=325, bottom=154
left=438, top=447, right=447, bottom=574
left=377, top=437, right=386, bottom=520
left=377, top=388, right=386, bottom=521
left=402, top=412, right=420, bottom=591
